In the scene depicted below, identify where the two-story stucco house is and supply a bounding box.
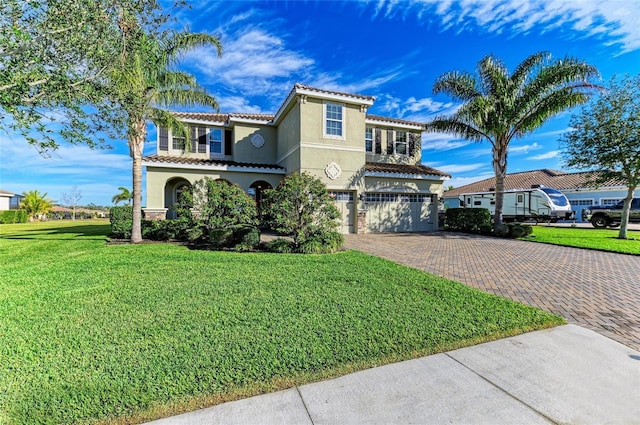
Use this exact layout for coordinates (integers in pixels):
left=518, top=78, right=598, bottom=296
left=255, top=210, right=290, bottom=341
left=143, top=84, right=450, bottom=233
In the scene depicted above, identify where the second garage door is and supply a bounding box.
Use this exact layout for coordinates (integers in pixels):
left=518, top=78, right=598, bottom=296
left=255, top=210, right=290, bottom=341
left=366, top=193, right=436, bottom=233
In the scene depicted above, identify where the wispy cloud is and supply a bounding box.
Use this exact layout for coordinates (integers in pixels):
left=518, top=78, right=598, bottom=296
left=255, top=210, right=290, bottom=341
left=370, top=0, right=640, bottom=53
left=425, top=162, right=488, bottom=174
left=421, top=133, right=471, bottom=151
left=529, top=150, right=560, bottom=160
left=509, top=142, right=543, bottom=154
left=0, top=135, right=132, bottom=205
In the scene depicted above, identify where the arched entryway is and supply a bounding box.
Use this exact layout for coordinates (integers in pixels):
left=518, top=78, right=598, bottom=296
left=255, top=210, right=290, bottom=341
left=164, top=178, right=191, bottom=219
left=249, top=180, right=273, bottom=218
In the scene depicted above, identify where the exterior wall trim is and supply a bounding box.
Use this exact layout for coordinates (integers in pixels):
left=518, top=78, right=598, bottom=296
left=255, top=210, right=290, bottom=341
left=143, top=161, right=286, bottom=175
left=300, top=142, right=364, bottom=153
left=277, top=145, right=300, bottom=165
left=365, top=171, right=449, bottom=181
left=365, top=118, right=423, bottom=131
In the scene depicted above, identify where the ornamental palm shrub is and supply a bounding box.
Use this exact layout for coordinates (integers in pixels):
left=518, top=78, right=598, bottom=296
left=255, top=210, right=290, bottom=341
left=262, top=172, right=343, bottom=252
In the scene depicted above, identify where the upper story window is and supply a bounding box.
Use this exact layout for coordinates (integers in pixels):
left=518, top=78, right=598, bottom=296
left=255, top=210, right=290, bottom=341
left=324, top=102, right=344, bottom=138
left=365, top=127, right=373, bottom=152
left=172, top=132, right=186, bottom=150
left=394, top=130, right=407, bottom=155
left=209, top=128, right=223, bottom=155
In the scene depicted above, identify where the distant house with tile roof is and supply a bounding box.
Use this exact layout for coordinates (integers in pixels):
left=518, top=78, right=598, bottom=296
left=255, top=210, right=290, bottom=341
left=143, top=84, right=450, bottom=233
left=442, top=169, right=635, bottom=222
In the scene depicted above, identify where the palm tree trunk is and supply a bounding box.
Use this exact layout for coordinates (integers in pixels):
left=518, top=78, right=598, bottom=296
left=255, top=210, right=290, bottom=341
left=493, top=144, right=508, bottom=227
left=129, top=119, right=146, bottom=243
left=618, top=185, right=635, bottom=239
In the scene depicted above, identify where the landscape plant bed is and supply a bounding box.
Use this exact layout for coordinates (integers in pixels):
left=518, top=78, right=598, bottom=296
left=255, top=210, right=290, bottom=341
left=0, top=221, right=564, bottom=424
left=522, top=225, right=640, bottom=255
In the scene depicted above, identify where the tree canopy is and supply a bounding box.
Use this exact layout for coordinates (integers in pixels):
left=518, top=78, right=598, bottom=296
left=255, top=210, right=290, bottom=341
left=425, top=52, right=601, bottom=226
left=0, top=0, right=169, bottom=152
left=561, top=74, right=640, bottom=239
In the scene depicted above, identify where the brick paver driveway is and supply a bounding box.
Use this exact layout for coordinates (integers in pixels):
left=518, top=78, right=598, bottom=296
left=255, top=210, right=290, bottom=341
left=344, top=232, right=640, bottom=351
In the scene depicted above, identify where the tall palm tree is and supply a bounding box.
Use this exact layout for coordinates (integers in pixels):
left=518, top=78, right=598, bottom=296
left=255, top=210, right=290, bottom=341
left=425, top=52, right=601, bottom=227
left=111, top=187, right=132, bottom=205
left=109, top=13, right=221, bottom=243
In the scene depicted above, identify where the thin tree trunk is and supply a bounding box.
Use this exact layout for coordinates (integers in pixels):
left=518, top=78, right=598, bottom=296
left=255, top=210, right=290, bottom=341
left=129, top=119, right=146, bottom=243
left=493, top=144, right=508, bottom=227
left=618, top=185, right=635, bottom=239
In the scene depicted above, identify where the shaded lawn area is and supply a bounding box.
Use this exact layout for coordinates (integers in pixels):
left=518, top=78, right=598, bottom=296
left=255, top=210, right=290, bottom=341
left=525, top=225, right=640, bottom=255
left=0, top=221, right=563, bottom=424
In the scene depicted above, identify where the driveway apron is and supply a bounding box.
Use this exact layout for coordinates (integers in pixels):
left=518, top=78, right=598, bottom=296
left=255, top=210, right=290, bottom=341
left=344, top=232, right=640, bottom=351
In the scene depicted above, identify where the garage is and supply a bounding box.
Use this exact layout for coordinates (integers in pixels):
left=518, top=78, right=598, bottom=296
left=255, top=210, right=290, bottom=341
left=365, top=193, right=436, bottom=233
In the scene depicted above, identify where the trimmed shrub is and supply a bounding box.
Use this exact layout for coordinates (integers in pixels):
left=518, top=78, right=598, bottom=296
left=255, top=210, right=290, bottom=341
left=266, top=238, right=295, bottom=253
left=509, top=224, right=526, bottom=238
left=522, top=224, right=533, bottom=237
left=0, top=210, right=27, bottom=223
left=494, top=224, right=510, bottom=237
left=109, top=206, right=133, bottom=238
left=445, top=208, right=491, bottom=233
left=262, top=172, right=342, bottom=252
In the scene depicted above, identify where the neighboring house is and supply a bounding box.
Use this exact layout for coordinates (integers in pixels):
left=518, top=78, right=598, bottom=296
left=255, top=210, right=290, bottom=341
left=143, top=84, right=450, bottom=233
left=442, top=169, right=635, bottom=222
left=0, top=190, right=24, bottom=211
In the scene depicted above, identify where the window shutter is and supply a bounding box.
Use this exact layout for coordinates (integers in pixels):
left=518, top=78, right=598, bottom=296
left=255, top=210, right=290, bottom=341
left=159, top=127, right=168, bottom=151
left=190, top=127, right=197, bottom=152
left=375, top=129, right=382, bottom=154
left=224, top=129, right=233, bottom=155
left=386, top=129, right=394, bottom=154
left=198, top=127, right=207, bottom=153
left=408, top=132, right=417, bottom=156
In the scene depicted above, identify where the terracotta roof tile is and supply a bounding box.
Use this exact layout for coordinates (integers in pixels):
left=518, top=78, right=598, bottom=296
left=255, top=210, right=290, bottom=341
left=444, top=169, right=627, bottom=197
left=171, top=112, right=229, bottom=122
left=294, top=83, right=375, bottom=102
left=365, top=162, right=451, bottom=178
left=366, top=114, right=424, bottom=128
left=143, top=154, right=285, bottom=170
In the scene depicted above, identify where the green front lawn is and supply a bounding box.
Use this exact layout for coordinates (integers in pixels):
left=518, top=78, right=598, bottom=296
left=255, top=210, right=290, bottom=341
left=0, top=221, right=563, bottom=424
left=525, top=225, right=640, bottom=255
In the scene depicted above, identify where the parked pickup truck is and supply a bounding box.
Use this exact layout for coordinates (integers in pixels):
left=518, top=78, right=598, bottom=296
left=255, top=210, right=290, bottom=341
left=584, top=198, right=640, bottom=228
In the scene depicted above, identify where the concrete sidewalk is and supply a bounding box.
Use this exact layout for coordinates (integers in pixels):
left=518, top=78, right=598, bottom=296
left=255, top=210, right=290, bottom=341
left=147, top=325, right=640, bottom=424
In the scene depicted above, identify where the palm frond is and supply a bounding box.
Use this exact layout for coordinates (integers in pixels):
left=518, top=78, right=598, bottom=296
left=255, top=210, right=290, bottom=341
left=162, top=31, right=222, bottom=64
left=433, top=71, right=480, bottom=101
left=155, top=87, right=218, bottom=110
left=510, top=51, right=550, bottom=88
left=424, top=116, right=487, bottom=142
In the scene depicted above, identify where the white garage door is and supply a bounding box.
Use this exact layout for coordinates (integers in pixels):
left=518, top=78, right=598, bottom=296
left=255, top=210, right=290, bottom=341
left=330, top=191, right=354, bottom=234
left=366, top=193, right=436, bottom=233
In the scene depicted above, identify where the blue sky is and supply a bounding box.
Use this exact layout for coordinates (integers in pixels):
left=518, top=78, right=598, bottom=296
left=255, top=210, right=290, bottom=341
left=2, top=0, right=640, bottom=206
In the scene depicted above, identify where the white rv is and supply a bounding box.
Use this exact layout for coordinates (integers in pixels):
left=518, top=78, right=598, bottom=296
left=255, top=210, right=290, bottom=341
left=456, top=186, right=573, bottom=222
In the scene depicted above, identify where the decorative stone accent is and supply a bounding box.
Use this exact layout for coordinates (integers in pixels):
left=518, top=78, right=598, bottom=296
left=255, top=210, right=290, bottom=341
left=324, top=162, right=342, bottom=180
left=143, top=208, right=167, bottom=220
left=357, top=210, right=367, bottom=234
left=251, top=134, right=265, bottom=148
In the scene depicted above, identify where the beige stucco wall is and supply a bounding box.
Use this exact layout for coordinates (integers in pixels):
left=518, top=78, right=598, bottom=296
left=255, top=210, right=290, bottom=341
left=145, top=166, right=284, bottom=210
left=233, top=124, right=277, bottom=164
left=276, top=101, right=301, bottom=174
left=298, top=98, right=367, bottom=191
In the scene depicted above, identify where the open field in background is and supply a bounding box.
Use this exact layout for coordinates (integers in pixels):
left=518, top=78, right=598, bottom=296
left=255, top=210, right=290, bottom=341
left=526, top=225, right=640, bottom=255
left=0, top=221, right=563, bottom=424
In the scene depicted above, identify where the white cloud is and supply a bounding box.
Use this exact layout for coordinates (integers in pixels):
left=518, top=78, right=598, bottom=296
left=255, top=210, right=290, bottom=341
left=509, top=142, right=542, bottom=154
left=425, top=162, right=488, bottom=174
left=184, top=28, right=313, bottom=100
left=529, top=150, right=560, bottom=160
left=421, top=132, right=471, bottom=151
left=374, top=0, right=640, bottom=53
left=0, top=135, right=133, bottom=205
